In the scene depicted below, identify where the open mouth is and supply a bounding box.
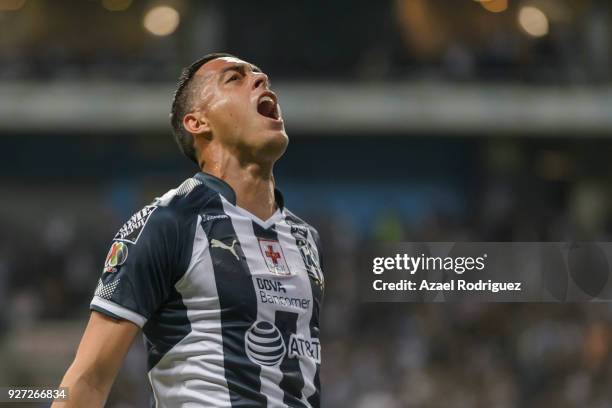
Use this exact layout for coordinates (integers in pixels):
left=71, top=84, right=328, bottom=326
left=257, top=93, right=280, bottom=120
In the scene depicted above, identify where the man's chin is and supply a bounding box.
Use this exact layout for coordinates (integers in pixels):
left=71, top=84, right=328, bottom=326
left=251, top=129, right=288, bottom=161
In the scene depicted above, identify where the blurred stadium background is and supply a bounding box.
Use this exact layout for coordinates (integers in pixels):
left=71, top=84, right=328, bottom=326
left=1, top=0, right=612, bottom=407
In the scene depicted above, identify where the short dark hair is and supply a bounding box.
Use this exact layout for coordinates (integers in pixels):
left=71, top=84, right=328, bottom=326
left=170, top=52, right=237, bottom=165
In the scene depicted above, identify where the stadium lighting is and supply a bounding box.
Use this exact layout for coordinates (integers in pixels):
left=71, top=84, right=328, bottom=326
left=0, top=0, right=26, bottom=11
left=475, top=0, right=507, bottom=13
left=143, top=5, right=180, bottom=36
left=518, top=6, right=549, bottom=37
left=101, top=0, right=132, bottom=12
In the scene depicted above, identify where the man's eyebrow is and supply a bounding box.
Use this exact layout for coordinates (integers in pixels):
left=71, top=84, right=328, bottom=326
left=219, top=64, right=246, bottom=77
left=218, top=63, right=270, bottom=85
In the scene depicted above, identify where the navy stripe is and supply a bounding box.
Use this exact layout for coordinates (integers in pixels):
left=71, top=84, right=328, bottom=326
left=202, top=196, right=266, bottom=407
left=252, top=222, right=307, bottom=407
left=251, top=221, right=277, bottom=240
left=142, top=207, right=198, bottom=372
left=275, top=310, right=307, bottom=408
left=143, top=288, right=192, bottom=370
left=284, top=213, right=323, bottom=407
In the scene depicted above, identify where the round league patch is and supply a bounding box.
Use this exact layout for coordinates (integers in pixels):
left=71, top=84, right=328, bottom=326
left=103, top=241, right=128, bottom=273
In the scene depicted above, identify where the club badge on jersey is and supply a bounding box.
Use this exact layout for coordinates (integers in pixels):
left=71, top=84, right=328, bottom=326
left=288, top=223, right=325, bottom=289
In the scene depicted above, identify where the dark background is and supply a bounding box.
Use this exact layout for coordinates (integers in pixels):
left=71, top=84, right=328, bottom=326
left=1, top=0, right=612, bottom=407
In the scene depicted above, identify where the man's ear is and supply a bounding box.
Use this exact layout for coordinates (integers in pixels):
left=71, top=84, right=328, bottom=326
left=183, top=111, right=211, bottom=135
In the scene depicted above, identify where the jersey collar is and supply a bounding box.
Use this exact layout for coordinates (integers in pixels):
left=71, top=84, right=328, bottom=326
left=194, top=171, right=285, bottom=210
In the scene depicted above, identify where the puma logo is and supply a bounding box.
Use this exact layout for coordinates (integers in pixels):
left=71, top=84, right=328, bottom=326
left=211, top=239, right=240, bottom=260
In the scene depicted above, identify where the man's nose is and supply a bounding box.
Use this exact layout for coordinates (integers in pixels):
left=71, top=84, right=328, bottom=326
left=252, top=72, right=269, bottom=90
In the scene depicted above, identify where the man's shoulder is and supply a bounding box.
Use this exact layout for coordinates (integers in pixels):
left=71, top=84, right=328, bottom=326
left=153, top=176, right=217, bottom=211
left=113, top=176, right=222, bottom=242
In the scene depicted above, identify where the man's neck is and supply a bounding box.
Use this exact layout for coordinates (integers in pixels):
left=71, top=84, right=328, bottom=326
left=202, top=158, right=277, bottom=221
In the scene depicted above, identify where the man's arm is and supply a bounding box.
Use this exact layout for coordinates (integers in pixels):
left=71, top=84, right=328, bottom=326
left=51, top=311, right=139, bottom=408
left=57, top=204, right=182, bottom=406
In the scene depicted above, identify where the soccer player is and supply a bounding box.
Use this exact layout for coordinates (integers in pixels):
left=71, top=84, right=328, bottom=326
left=53, top=53, right=324, bottom=408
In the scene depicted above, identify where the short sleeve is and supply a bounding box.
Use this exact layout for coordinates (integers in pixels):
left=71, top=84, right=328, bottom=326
left=90, top=205, right=179, bottom=328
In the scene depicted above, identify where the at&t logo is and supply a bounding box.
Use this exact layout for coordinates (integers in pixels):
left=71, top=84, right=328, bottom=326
left=245, top=321, right=286, bottom=366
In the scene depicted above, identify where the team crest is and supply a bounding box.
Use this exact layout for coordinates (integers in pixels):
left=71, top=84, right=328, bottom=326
left=258, top=238, right=291, bottom=276
left=288, top=223, right=324, bottom=289
left=103, top=241, right=128, bottom=273
left=114, top=205, right=157, bottom=244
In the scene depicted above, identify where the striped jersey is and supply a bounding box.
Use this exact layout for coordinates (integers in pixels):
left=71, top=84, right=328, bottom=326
left=90, top=172, right=324, bottom=407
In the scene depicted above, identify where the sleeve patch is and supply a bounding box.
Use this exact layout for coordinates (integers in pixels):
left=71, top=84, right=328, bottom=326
left=114, top=205, right=157, bottom=244
left=103, top=241, right=129, bottom=273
